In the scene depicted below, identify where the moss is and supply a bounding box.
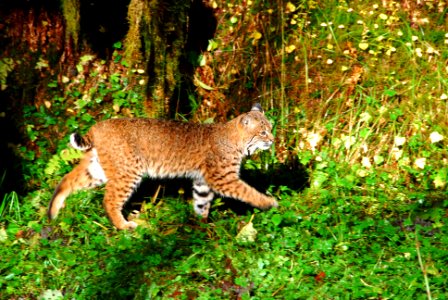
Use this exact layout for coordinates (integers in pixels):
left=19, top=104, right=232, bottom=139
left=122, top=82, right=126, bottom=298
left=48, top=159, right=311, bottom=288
left=124, top=0, right=145, bottom=66
left=61, top=0, right=80, bottom=48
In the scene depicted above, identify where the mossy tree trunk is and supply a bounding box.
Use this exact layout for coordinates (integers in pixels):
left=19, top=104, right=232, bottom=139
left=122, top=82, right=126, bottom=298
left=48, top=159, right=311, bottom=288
left=124, top=0, right=191, bottom=118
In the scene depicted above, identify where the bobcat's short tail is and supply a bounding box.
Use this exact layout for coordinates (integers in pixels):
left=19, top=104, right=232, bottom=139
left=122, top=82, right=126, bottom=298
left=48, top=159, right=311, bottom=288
left=70, top=132, right=93, bottom=151
left=47, top=177, right=73, bottom=220
left=48, top=149, right=104, bottom=221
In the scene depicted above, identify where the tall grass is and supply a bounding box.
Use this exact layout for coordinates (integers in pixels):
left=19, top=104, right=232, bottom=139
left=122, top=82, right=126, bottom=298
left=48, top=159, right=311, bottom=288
left=0, top=191, right=20, bottom=221
left=198, top=0, right=447, bottom=194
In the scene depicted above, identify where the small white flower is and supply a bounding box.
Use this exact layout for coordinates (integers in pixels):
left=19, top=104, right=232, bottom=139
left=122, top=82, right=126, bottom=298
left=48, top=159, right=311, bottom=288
left=362, top=157, right=372, bottom=168
left=426, top=47, right=435, bottom=54
left=429, top=131, right=444, bottom=143
left=342, top=135, right=356, bottom=150
left=415, top=48, right=423, bottom=57
left=394, top=136, right=406, bottom=146
left=307, top=132, right=323, bottom=152
left=391, top=147, right=403, bottom=160
left=414, top=158, right=426, bottom=169
left=441, top=93, right=448, bottom=100
left=379, top=106, right=388, bottom=114
left=359, top=112, right=372, bottom=123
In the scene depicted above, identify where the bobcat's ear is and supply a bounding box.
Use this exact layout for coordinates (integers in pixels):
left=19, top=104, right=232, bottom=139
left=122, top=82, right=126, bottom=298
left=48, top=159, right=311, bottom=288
left=251, top=103, right=263, bottom=113
left=240, top=114, right=255, bottom=128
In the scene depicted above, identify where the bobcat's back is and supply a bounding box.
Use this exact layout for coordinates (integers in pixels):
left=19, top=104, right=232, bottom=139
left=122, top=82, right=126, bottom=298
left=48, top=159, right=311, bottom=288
left=48, top=103, right=278, bottom=230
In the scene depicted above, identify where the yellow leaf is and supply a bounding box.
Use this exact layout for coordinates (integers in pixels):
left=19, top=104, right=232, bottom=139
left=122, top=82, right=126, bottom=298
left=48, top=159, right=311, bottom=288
left=252, top=31, right=262, bottom=40
left=286, top=2, right=296, bottom=13
left=236, top=215, right=257, bottom=243
left=434, top=176, right=446, bottom=189
left=359, top=42, right=369, bottom=50
left=285, top=44, right=296, bottom=53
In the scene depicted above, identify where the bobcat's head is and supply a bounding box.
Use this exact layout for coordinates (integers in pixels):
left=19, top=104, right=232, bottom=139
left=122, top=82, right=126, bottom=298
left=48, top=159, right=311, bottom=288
left=238, top=103, right=274, bottom=156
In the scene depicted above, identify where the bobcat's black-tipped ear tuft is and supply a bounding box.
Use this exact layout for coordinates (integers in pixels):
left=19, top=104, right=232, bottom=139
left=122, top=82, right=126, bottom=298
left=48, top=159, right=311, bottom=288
left=251, top=103, right=263, bottom=113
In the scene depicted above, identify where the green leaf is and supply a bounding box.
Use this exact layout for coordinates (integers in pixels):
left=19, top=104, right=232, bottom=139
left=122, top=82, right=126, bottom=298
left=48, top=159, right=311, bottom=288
left=271, top=214, right=283, bottom=226
left=383, top=89, right=397, bottom=97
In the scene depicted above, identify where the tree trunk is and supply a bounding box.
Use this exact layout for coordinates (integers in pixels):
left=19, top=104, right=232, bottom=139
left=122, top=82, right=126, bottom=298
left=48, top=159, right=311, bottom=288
left=124, top=0, right=190, bottom=117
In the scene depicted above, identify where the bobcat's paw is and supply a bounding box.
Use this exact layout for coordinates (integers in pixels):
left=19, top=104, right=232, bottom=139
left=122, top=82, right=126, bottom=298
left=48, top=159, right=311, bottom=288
left=116, top=220, right=138, bottom=230
left=270, top=198, right=279, bottom=208
left=194, top=202, right=211, bottom=219
left=267, top=197, right=279, bottom=209
left=259, top=196, right=278, bottom=210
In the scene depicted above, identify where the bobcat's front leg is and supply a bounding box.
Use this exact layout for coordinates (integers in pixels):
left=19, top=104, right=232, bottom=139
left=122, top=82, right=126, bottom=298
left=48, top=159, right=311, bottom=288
left=204, top=171, right=278, bottom=210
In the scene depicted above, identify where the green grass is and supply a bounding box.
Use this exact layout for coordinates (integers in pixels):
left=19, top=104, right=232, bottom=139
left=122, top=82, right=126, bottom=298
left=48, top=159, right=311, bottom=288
left=1, top=187, right=447, bottom=299
left=2, top=0, right=448, bottom=299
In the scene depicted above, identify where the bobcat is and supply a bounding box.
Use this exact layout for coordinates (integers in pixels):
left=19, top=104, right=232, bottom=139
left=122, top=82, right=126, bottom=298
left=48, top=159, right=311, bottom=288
left=48, top=103, right=278, bottom=230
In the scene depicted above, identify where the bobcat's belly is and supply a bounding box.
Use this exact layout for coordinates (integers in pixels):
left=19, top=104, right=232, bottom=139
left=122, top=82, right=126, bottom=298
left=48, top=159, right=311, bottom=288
left=145, top=165, right=202, bottom=180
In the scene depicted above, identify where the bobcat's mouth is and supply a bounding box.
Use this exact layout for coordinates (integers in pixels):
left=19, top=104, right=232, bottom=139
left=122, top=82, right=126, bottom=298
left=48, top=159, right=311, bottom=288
left=246, top=140, right=273, bottom=156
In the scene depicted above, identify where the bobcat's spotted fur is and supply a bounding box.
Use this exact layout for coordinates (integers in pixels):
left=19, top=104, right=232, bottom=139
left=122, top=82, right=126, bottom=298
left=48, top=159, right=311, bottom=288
left=48, top=103, right=278, bottom=230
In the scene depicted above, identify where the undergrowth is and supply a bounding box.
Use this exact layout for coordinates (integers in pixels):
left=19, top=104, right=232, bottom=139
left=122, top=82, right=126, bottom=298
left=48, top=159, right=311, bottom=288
left=1, top=0, right=448, bottom=299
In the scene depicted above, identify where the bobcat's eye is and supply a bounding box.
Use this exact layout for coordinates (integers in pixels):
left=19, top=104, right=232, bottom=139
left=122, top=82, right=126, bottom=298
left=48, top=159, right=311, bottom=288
left=260, top=131, right=268, bottom=137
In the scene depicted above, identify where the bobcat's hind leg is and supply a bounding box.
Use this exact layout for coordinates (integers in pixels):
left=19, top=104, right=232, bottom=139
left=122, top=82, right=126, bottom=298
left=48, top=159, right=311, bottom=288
left=102, top=172, right=142, bottom=230
left=192, top=178, right=214, bottom=218
left=48, top=150, right=107, bottom=220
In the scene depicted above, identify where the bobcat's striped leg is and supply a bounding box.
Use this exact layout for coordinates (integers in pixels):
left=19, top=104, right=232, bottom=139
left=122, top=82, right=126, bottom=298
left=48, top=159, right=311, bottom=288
left=192, top=178, right=214, bottom=218
left=102, top=173, right=142, bottom=230
left=48, top=150, right=106, bottom=220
